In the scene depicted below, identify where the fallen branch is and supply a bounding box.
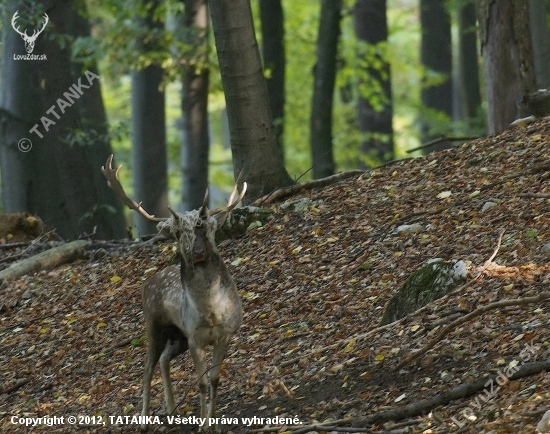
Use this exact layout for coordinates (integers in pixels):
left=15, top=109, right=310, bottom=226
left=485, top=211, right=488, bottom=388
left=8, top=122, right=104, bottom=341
left=0, top=240, right=88, bottom=285
left=353, top=360, right=550, bottom=428
left=252, top=171, right=365, bottom=206
left=406, top=136, right=478, bottom=153
left=250, top=360, right=550, bottom=433
left=0, top=377, right=31, bottom=394
left=395, top=292, right=550, bottom=370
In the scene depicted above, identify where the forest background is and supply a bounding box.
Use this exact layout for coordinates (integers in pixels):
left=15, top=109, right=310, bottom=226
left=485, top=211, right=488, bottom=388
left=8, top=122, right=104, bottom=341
left=0, top=0, right=548, bottom=239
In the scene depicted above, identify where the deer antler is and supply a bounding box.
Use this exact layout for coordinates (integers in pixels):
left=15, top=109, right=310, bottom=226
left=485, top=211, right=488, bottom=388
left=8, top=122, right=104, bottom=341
left=11, top=11, right=26, bottom=38
left=32, top=13, right=49, bottom=38
left=210, top=169, right=247, bottom=215
left=101, top=154, right=167, bottom=222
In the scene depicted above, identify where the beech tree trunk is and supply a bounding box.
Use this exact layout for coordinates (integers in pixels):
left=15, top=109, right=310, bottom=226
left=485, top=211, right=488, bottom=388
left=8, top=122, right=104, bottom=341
left=476, top=0, right=536, bottom=133
left=420, top=0, right=453, bottom=149
left=456, top=1, right=482, bottom=122
left=131, top=0, right=169, bottom=234
left=69, top=2, right=126, bottom=238
left=528, top=0, right=550, bottom=89
left=259, top=0, right=286, bottom=155
left=181, top=0, right=210, bottom=211
left=209, top=0, right=292, bottom=201
left=0, top=1, right=123, bottom=239
left=354, top=0, right=394, bottom=165
left=310, top=0, right=342, bottom=179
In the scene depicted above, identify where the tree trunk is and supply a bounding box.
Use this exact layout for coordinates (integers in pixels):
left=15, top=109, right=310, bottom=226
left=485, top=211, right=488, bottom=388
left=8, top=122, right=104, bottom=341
left=0, top=1, right=121, bottom=239
left=259, top=0, right=285, bottom=156
left=132, top=0, right=169, bottom=234
left=310, top=0, right=342, bottom=179
left=209, top=0, right=292, bottom=201
left=354, top=0, right=394, bottom=165
left=69, top=1, right=127, bottom=238
left=456, top=1, right=482, bottom=122
left=181, top=0, right=210, bottom=211
left=476, top=0, right=536, bottom=133
left=420, top=0, right=453, bottom=149
left=528, top=0, right=550, bottom=89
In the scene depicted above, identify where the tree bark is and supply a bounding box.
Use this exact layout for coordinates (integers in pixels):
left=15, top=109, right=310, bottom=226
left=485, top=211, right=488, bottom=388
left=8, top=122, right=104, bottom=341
left=131, top=0, right=169, bottom=234
left=420, top=0, right=453, bottom=149
left=456, top=1, right=482, bottom=122
left=310, top=0, right=342, bottom=179
left=209, top=0, right=292, bottom=201
left=528, top=0, right=550, bottom=89
left=181, top=0, right=210, bottom=211
left=69, top=2, right=127, bottom=238
left=259, top=0, right=285, bottom=156
left=354, top=0, right=394, bottom=165
left=0, top=1, right=122, bottom=239
left=476, top=0, right=536, bottom=133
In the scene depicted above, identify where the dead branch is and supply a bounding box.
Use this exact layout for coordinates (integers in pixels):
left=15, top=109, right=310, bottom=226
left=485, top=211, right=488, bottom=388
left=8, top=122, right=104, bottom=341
left=252, top=170, right=365, bottom=206
left=249, top=360, right=550, bottom=433
left=395, top=292, right=550, bottom=370
left=0, top=377, right=31, bottom=394
left=406, top=136, right=478, bottom=154
left=0, top=240, right=88, bottom=285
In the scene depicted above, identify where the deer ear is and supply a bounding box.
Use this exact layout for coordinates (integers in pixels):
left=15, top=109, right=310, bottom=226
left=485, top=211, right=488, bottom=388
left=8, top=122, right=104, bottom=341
left=214, top=211, right=228, bottom=229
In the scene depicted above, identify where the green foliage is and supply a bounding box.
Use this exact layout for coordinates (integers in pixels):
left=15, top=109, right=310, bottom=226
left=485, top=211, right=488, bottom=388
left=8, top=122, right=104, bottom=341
left=60, top=0, right=485, bottom=203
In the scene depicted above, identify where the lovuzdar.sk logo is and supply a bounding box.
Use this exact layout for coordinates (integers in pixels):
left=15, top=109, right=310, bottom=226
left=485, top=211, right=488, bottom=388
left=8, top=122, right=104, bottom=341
left=11, top=10, right=48, bottom=60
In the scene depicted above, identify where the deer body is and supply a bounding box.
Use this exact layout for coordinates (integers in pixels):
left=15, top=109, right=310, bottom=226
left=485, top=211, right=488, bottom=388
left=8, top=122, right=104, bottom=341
left=100, top=155, right=245, bottom=429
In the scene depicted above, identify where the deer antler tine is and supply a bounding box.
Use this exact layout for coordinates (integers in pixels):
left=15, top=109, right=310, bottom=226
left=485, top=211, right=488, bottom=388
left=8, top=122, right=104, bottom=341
left=101, top=154, right=168, bottom=223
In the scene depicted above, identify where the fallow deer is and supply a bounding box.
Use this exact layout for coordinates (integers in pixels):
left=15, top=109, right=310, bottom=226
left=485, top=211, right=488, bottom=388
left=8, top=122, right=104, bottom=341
left=101, top=155, right=245, bottom=430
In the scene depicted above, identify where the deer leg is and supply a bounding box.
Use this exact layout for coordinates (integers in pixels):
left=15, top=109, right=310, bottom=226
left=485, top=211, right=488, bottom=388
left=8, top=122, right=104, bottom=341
left=142, top=326, right=167, bottom=419
left=209, top=340, right=229, bottom=421
left=159, top=336, right=188, bottom=415
left=189, top=344, right=208, bottom=426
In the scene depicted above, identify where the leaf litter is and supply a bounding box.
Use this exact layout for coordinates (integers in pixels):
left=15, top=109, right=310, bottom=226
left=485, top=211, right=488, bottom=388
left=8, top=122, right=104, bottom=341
left=3, top=119, right=550, bottom=433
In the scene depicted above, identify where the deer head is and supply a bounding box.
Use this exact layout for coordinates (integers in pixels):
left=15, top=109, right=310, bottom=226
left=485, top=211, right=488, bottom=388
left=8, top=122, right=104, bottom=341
left=11, top=11, right=49, bottom=54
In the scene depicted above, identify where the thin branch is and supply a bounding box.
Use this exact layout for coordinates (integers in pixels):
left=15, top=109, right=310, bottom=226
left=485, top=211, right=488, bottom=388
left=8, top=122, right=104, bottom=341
left=252, top=171, right=365, bottom=206
left=406, top=136, right=478, bottom=153
left=395, top=292, right=550, bottom=370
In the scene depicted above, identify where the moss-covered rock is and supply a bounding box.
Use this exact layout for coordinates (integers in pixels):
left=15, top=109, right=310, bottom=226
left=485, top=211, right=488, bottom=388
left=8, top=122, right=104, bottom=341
left=215, top=206, right=273, bottom=243
left=380, top=259, right=468, bottom=325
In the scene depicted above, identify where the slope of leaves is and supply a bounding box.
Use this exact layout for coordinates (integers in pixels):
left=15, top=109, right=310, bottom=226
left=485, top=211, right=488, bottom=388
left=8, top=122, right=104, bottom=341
left=3, top=119, right=550, bottom=433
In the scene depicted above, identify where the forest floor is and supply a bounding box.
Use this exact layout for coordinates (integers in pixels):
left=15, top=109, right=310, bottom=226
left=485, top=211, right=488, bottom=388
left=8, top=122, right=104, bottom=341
left=2, top=118, right=550, bottom=434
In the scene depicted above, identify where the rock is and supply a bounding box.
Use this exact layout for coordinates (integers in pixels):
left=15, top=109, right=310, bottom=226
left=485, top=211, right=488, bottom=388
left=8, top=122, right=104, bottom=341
left=481, top=201, right=497, bottom=212
left=215, top=206, right=273, bottom=243
left=396, top=223, right=423, bottom=235
left=542, top=243, right=550, bottom=253
left=280, top=198, right=315, bottom=213
left=380, top=259, right=468, bottom=325
left=537, top=410, right=550, bottom=433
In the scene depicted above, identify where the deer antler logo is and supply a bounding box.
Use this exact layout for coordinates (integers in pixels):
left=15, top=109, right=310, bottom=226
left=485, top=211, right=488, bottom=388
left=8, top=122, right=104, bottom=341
left=11, top=11, right=49, bottom=54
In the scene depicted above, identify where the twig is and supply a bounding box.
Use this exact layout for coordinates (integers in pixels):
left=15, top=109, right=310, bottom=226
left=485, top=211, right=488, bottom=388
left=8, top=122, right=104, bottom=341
left=0, top=241, right=31, bottom=249
left=395, top=292, right=550, bottom=370
left=0, top=377, right=31, bottom=394
left=482, top=227, right=506, bottom=268
left=406, top=136, right=478, bottom=153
